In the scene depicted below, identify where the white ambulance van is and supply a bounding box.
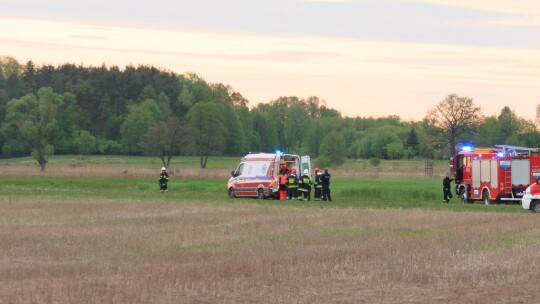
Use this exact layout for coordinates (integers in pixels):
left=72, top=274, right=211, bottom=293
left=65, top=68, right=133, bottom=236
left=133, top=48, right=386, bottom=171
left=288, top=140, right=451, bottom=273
left=227, top=152, right=311, bottom=199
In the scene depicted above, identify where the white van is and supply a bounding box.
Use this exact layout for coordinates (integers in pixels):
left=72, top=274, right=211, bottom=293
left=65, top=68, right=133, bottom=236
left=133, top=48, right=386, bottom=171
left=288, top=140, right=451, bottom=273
left=227, top=152, right=311, bottom=199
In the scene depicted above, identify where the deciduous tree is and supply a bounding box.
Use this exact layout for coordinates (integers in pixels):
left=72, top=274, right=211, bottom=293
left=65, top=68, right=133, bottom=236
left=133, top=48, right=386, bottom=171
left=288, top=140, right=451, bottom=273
left=221, top=103, right=245, bottom=156
left=1, top=87, right=74, bottom=170
left=139, top=116, right=189, bottom=167
left=187, top=102, right=225, bottom=168
left=424, top=94, right=483, bottom=157
left=317, top=131, right=346, bottom=167
left=285, top=103, right=310, bottom=153
left=303, top=118, right=335, bottom=158
left=120, top=99, right=162, bottom=154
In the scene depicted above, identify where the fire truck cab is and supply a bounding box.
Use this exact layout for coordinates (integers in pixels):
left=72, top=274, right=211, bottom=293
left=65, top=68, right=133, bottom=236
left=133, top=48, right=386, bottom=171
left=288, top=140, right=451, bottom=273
left=451, top=145, right=540, bottom=205
left=228, top=152, right=311, bottom=199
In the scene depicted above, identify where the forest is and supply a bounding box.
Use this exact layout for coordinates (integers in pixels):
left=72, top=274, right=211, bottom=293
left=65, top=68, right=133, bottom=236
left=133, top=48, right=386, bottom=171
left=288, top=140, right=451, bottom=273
left=0, top=56, right=539, bottom=170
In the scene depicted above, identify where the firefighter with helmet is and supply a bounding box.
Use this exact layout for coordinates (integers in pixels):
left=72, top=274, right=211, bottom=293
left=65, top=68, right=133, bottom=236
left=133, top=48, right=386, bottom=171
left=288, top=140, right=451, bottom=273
left=286, top=168, right=299, bottom=200
left=313, top=168, right=323, bottom=201
left=159, top=167, right=169, bottom=194
left=298, top=169, right=312, bottom=201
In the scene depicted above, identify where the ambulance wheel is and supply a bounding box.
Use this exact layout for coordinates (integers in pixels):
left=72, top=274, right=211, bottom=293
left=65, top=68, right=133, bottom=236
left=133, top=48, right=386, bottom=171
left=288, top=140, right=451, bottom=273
left=482, top=191, right=492, bottom=205
left=257, top=188, right=265, bottom=199
left=532, top=201, right=540, bottom=213
left=228, top=188, right=236, bottom=199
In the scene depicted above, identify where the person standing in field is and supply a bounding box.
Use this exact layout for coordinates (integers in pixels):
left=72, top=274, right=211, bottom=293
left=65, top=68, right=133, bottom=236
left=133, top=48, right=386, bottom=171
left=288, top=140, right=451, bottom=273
left=286, top=168, right=299, bottom=200
left=321, top=168, right=332, bottom=201
left=298, top=169, right=312, bottom=201
left=313, top=168, right=323, bottom=201
left=279, top=164, right=288, bottom=200
left=442, top=173, right=454, bottom=203
left=159, top=167, right=169, bottom=194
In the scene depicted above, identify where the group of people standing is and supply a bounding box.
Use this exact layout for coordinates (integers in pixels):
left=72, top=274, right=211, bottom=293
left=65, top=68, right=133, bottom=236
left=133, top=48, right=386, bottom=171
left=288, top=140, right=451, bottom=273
left=160, top=164, right=333, bottom=201
left=279, top=165, right=332, bottom=201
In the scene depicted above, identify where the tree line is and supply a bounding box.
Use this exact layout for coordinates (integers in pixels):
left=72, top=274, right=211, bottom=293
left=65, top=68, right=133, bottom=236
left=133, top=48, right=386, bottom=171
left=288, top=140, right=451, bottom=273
left=0, top=56, right=539, bottom=170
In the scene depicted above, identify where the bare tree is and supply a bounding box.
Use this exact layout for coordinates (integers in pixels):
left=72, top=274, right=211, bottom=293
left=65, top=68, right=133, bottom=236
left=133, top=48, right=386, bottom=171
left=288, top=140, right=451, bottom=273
left=424, top=94, right=483, bottom=157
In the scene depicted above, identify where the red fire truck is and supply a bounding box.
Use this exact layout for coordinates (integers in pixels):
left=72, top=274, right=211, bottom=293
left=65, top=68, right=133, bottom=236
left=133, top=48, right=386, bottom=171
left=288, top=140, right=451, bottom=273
left=450, top=145, right=540, bottom=204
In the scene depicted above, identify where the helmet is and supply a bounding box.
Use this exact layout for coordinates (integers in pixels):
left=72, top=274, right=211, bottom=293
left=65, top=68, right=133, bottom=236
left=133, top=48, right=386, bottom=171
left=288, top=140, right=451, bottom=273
left=161, top=167, right=166, bottom=171
left=314, top=168, right=320, bottom=173
left=303, top=169, right=309, bottom=175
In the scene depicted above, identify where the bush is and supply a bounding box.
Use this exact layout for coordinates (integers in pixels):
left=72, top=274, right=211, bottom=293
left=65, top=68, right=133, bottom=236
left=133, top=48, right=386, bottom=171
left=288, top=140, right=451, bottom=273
left=74, top=131, right=97, bottom=155
left=384, top=142, right=404, bottom=160
left=97, top=139, right=121, bottom=154
left=316, top=155, right=330, bottom=168
left=370, top=158, right=381, bottom=167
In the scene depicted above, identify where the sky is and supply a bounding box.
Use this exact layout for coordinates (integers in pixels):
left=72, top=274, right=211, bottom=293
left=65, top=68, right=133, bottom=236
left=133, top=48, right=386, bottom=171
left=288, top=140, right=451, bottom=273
left=1, top=0, right=540, bottom=121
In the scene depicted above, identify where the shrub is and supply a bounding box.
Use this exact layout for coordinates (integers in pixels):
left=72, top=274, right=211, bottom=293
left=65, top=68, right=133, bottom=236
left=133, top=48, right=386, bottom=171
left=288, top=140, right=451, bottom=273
left=370, top=157, right=381, bottom=167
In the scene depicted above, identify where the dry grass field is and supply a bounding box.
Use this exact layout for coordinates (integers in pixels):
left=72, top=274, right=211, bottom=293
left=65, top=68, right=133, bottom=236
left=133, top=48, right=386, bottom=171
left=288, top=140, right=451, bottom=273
left=1, top=157, right=537, bottom=303
left=2, top=198, right=540, bottom=303
left=0, top=157, right=449, bottom=181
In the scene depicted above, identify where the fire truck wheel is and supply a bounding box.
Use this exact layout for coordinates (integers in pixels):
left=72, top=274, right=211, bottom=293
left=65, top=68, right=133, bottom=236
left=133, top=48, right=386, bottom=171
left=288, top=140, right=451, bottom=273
left=532, top=201, right=540, bottom=213
left=228, top=188, right=236, bottom=199
left=482, top=191, right=492, bottom=205
left=257, top=188, right=265, bottom=199
left=460, top=191, right=468, bottom=204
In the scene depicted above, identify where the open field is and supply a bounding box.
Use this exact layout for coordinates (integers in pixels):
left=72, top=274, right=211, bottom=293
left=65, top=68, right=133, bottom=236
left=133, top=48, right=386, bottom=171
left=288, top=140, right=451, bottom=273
left=1, top=156, right=539, bottom=303
left=1, top=199, right=540, bottom=303
left=0, top=155, right=449, bottom=179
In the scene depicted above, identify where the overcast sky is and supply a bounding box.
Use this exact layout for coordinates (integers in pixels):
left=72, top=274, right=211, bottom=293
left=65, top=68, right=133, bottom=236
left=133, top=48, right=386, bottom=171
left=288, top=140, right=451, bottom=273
left=1, top=0, right=540, bottom=120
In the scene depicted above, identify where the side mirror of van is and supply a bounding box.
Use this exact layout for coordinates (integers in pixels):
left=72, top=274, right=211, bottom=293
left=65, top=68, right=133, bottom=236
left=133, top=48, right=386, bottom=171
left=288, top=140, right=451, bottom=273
left=231, top=170, right=238, bottom=177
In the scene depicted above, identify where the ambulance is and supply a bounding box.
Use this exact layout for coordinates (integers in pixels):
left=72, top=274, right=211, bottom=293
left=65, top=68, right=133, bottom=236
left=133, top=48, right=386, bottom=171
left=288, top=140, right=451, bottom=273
left=522, top=182, right=540, bottom=212
left=228, top=152, right=311, bottom=199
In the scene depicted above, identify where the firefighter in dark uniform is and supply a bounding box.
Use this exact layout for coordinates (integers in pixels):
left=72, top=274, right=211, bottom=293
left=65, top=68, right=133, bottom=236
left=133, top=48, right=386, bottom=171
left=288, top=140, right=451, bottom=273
left=443, top=172, right=454, bottom=203
left=298, top=169, right=312, bottom=201
left=455, top=165, right=463, bottom=195
left=159, top=167, right=169, bottom=194
left=286, top=168, right=299, bottom=200
left=313, top=168, right=322, bottom=201
left=321, top=168, right=332, bottom=201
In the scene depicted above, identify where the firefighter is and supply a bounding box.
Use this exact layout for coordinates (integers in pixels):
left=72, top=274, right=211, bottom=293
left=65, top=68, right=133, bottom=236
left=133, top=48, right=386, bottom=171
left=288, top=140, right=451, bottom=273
left=159, top=167, right=169, bottom=194
left=286, top=168, right=299, bottom=200
left=298, top=169, right=312, bottom=201
left=443, top=172, right=454, bottom=203
left=455, top=165, right=463, bottom=195
left=279, top=164, right=288, bottom=200
left=321, top=168, right=332, bottom=201
left=313, top=168, right=323, bottom=201
left=456, top=165, right=463, bottom=184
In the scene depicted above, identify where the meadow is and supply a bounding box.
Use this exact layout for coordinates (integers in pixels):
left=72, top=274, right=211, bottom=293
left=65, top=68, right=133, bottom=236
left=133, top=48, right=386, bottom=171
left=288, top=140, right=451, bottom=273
left=1, top=156, right=539, bottom=303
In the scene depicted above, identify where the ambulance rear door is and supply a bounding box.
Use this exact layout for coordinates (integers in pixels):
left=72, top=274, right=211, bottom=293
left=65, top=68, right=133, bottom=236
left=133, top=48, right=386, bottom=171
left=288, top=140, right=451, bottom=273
left=301, top=156, right=312, bottom=176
